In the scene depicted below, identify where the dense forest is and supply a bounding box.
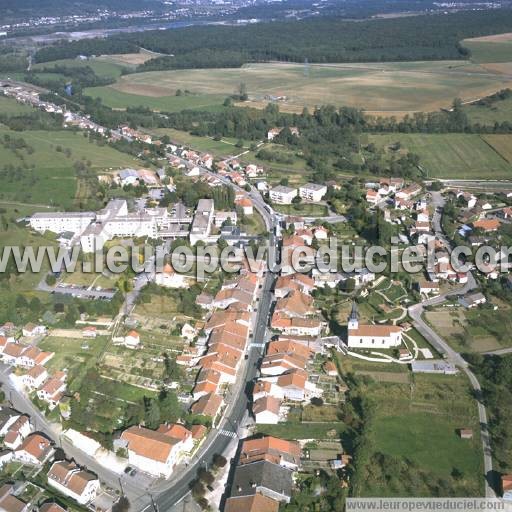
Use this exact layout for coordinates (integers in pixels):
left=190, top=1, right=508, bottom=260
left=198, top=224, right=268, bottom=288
left=34, top=9, right=512, bottom=67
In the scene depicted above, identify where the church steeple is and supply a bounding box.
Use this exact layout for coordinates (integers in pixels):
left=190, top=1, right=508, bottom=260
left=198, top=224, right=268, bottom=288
left=348, top=301, right=359, bottom=330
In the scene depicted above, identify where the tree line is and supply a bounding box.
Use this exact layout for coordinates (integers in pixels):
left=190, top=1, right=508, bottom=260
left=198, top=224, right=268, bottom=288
left=34, top=9, right=512, bottom=68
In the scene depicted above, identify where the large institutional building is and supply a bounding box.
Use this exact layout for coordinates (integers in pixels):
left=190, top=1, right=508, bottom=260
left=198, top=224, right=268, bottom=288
left=29, top=199, right=200, bottom=252
left=347, top=302, right=402, bottom=349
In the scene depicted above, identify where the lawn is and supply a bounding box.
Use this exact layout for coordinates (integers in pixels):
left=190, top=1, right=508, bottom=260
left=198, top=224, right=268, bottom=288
left=84, top=86, right=226, bottom=112
left=255, top=421, right=344, bottom=440
left=0, top=127, right=143, bottom=208
left=356, top=373, right=484, bottom=497
left=368, top=133, right=512, bottom=179
left=90, top=60, right=512, bottom=115
left=273, top=203, right=328, bottom=217
left=39, top=335, right=109, bottom=376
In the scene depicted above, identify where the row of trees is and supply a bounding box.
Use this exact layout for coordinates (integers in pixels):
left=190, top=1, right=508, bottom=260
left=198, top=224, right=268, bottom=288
left=33, top=10, right=512, bottom=67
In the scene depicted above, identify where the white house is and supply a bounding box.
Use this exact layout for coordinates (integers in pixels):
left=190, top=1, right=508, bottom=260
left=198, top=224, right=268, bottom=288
left=22, top=324, right=46, bottom=337
left=346, top=302, right=402, bottom=349
left=14, top=434, right=54, bottom=466
left=154, top=264, right=189, bottom=289
left=190, top=199, right=214, bottom=245
left=366, top=190, right=380, bottom=205
left=253, top=396, right=281, bottom=424
left=124, top=330, right=141, bottom=349
left=23, top=365, right=48, bottom=390
left=120, top=424, right=193, bottom=479
left=47, top=460, right=100, bottom=505
left=270, top=186, right=298, bottom=205
left=299, top=183, right=327, bottom=202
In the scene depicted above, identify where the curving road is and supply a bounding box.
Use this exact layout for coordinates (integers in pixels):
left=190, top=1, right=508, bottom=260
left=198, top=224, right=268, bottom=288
left=408, top=192, right=495, bottom=498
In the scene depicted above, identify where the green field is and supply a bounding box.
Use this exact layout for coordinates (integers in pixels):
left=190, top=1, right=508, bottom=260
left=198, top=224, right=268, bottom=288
left=0, top=128, right=143, bottom=207
left=368, top=133, right=512, bottom=178
left=150, top=128, right=242, bottom=156
left=39, top=335, right=110, bottom=376
left=462, top=37, right=512, bottom=63
left=85, top=60, right=512, bottom=115
left=464, top=95, right=512, bottom=125
left=32, top=57, right=125, bottom=80
left=255, top=421, right=344, bottom=440
left=356, top=373, right=484, bottom=497
left=0, top=95, right=37, bottom=115
left=84, top=86, right=226, bottom=112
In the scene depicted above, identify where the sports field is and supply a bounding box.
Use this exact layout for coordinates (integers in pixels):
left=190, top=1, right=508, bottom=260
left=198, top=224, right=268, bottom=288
left=367, top=133, right=512, bottom=178
left=84, top=60, right=512, bottom=115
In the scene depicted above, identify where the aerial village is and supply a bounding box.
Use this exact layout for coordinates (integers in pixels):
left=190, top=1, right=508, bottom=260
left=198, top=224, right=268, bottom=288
left=1, top=82, right=512, bottom=511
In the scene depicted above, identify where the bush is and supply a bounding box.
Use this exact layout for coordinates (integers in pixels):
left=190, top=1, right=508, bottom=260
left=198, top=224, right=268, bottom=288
left=213, top=453, right=227, bottom=468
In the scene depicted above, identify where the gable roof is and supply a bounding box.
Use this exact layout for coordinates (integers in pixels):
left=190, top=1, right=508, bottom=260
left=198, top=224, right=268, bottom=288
left=17, top=433, right=52, bottom=461
left=230, top=460, right=293, bottom=498
left=240, top=436, right=301, bottom=466
left=121, top=426, right=181, bottom=463
left=253, top=396, right=281, bottom=416
left=190, top=393, right=223, bottom=417
left=224, top=494, right=279, bottom=512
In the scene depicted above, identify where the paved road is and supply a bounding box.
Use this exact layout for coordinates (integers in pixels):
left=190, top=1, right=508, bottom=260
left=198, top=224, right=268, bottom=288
left=0, top=364, right=147, bottom=503
left=408, top=192, right=495, bottom=497
left=150, top=269, right=276, bottom=511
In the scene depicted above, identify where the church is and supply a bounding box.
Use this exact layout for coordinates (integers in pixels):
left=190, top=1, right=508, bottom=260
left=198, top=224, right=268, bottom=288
left=347, top=302, right=402, bottom=349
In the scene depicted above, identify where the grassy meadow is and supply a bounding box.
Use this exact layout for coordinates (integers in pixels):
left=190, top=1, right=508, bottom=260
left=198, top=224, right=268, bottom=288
left=367, top=133, right=512, bottom=179
left=0, top=127, right=143, bottom=208
left=84, top=86, right=226, bottom=112
left=462, top=33, right=512, bottom=63
left=355, top=373, right=484, bottom=497
left=464, top=94, right=512, bottom=126
left=32, top=57, right=125, bottom=80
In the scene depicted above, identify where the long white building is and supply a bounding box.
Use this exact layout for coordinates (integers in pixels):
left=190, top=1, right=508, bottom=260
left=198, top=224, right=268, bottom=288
left=29, top=212, right=95, bottom=235
left=347, top=302, right=402, bottom=349
left=190, top=198, right=214, bottom=245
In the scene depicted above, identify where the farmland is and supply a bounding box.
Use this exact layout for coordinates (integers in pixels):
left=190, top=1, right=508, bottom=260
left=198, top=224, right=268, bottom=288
left=425, top=305, right=512, bottom=353
left=367, top=133, right=512, bottom=179
left=32, top=57, right=125, bottom=80
left=0, top=127, right=144, bottom=208
left=84, top=86, right=226, bottom=112
left=462, top=33, right=512, bottom=63
left=83, top=60, right=512, bottom=116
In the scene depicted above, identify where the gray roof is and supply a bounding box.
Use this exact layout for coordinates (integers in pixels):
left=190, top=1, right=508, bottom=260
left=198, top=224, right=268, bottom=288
left=411, top=360, right=458, bottom=374
left=0, top=407, right=20, bottom=430
left=230, top=460, right=293, bottom=499
left=301, top=182, right=326, bottom=191
left=271, top=185, right=296, bottom=194
left=119, top=168, right=138, bottom=179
